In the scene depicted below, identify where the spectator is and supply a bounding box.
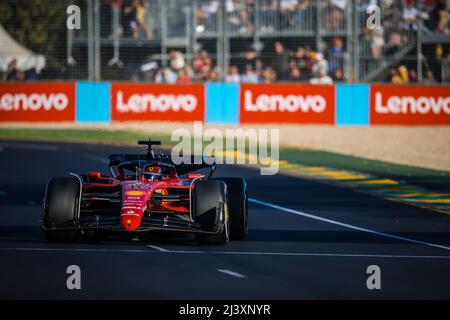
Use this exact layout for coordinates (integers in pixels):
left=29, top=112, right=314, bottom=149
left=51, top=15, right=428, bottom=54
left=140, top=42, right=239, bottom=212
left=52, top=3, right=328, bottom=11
left=155, top=67, right=177, bottom=83
left=234, top=0, right=253, bottom=33
left=169, top=50, right=186, bottom=71
left=424, top=69, right=437, bottom=83
left=176, top=67, right=192, bottom=84
left=195, top=0, right=220, bottom=32
left=255, top=58, right=265, bottom=82
left=262, top=67, right=277, bottom=83
left=402, top=0, right=418, bottom=31
left=208, top=67, right=220, bottom=82
left=192, top=49, right=215, bottom=81
left=429, top=0, right=450, bottom=34
left=386, top=30, right=403, bottom=55
left=241, top=66, right=259, bottom=83
left=333, top=68, right=344, bottom=82
left=279, top=0, right=298, bottom=30
left=271, top=41, right=291, bottom=81
left=241, top=46, right=258, bottom=73
left=304, top=45, right=316, bottom=76
left=294, top=46, right=310, bottom=77
left=6, top=59, right=18, bottom=81
left=310, top=69, right=333, bottom=84
left=255, top=58, right=264, bottom=71
left=311, top=53, right=329, bottom=77
left=390, top=68, right=403, bottom=84
left=324, top=2, right=344, bottom=31
left=328, top=36, right=344, bottom=73
left=226, top=65, right=241, bottom=82
left=371, top=29, right=384, bottom=60
left=288, top=67, right=303, bottom=82
left=437, top=0, right=450, bottom=34
left=129, top=0, right=152, bottom=39
left=398, top=65, right=409, bottom=83
left=259, top=0, right=276, bottom=32
left=409, top=69, right=418, bottom=83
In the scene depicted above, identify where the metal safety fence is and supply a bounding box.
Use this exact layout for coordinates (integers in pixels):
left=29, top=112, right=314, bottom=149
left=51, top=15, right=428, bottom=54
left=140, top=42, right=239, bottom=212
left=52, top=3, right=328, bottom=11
left=0, top=0, right=449, bottom=84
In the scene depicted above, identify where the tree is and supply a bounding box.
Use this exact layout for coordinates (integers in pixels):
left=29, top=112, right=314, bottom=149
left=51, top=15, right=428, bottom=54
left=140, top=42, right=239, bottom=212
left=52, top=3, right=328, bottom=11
left=0, top=0, right=71, bottom=68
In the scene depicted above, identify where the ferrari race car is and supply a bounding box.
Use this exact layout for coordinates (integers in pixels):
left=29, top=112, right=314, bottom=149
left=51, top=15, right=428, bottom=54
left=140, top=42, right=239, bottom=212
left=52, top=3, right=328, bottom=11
left=41, top=140, right=248, bottom=245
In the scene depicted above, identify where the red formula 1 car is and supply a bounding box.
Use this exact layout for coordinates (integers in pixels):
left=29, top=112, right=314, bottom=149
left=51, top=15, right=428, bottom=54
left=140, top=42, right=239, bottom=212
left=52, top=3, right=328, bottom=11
left=42, top=140, right=248, bottom=245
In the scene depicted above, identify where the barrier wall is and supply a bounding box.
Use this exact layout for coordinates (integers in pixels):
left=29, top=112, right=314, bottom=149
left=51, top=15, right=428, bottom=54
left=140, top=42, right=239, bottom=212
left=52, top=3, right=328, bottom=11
left=0, top=82, right=76, bottom=122
left=1, top=82, right=449, bottom=125
left=240, top=84, right=335, bottom=124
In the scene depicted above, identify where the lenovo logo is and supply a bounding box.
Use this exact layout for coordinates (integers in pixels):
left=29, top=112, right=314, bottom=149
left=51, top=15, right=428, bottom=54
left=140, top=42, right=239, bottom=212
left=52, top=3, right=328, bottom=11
left=116, top=91, right=197, bottom=113
left=0, top=93, right=69, bottom=111
left=375, top=92, right=450, bottom=114
left=244, top=90, right=326, bottom=113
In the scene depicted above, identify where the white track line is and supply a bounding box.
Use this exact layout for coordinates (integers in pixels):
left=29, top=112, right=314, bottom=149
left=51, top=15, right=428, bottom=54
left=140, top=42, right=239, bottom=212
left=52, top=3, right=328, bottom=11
left=217, top=269, right=247, bottom=278
left=1, top=247, right=449, bottom=259
left=249, top=198, right=450, bottom=251
left=147, top=245, right=170, bottom=252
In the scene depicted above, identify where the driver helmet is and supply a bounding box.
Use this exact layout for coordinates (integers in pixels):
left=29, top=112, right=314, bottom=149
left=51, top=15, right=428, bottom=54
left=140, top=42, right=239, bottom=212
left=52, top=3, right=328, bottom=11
left=144, top=165, right=162, bottom=180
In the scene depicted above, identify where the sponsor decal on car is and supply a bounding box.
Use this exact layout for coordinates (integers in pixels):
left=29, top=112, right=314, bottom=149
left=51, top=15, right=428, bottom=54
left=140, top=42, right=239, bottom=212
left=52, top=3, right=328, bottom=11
left=0, top=82, right=76, bottom=122
left=239, top=84, right=335, bottom=124
left=125, top=190, right=145, bottom=196
left=370, top=85, right=450, bottom=125
left=111, top=83, right=205, bottom=121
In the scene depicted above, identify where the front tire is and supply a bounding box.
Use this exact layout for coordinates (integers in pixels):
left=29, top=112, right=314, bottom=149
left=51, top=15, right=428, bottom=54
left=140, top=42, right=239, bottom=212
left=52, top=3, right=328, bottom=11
left=43, top=177, right=81, bottom=242
left=214, top=178, right=248, bottom=240
left=193, top=180, right=229, bottom=245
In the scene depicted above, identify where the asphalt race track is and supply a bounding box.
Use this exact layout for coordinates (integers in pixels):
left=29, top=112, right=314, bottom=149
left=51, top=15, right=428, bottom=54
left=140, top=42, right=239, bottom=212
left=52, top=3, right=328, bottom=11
left=0, top=140, right=449, bottom=299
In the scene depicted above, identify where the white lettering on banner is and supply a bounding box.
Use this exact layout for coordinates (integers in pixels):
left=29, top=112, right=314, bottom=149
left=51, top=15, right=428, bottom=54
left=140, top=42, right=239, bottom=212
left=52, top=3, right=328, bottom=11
left=244, top=90, right=326, bottom=113
left=116, top=91, right=197, bottom=113
left=0, top=93, right=68, bottom=111
left=375, top=92, right=450, bottom=115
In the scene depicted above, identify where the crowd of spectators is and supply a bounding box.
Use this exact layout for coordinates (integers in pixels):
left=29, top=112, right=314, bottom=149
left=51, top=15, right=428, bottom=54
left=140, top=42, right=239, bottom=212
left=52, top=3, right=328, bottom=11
left=134, top=0, right=449, bottom=84
left=194, top=0, right=349, bottom=34
left=3, top=0, right=449, bottom=83
left=146, top=40, right=342, bottom=84
left=388, top=64, right=438, bottom=84
left=104, top=0, right=154, bottom=40
left=105, top=0, right=449, bottom=41
left=194, top=0, right=449, bottom=35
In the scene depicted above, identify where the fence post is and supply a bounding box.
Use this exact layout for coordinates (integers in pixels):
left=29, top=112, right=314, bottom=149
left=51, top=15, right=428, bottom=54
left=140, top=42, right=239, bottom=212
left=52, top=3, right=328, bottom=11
left=417, top=0, right=423, bottom=82
left=352, top=0, right=359, bottom=83
left=87, top=0, right=94, bottom=81
left=94, top=0, right=101, bottom=81
left=316, top=0, right=322, bottom=55
left=160, top=0, right=168, bottom=67
left=345, top=1, right=353, bottom=83
left=216, top=0, right=227, bottom=81
left=185, top=3, right=193, bottom=64
left=253, top=0, right=261, bottom=56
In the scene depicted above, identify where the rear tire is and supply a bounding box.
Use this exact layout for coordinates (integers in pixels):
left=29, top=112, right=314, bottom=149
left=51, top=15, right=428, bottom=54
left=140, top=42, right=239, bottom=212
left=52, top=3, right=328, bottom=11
left=193, top=180, right=229, bottom=245
left=214, top=178, right=248, bottom=240
left=43, top=177, right=81, bottom=242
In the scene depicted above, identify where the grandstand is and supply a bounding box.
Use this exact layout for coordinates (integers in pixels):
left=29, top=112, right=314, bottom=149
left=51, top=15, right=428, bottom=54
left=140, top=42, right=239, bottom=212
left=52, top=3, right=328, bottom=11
left=0, top=0, right=449, bottom=84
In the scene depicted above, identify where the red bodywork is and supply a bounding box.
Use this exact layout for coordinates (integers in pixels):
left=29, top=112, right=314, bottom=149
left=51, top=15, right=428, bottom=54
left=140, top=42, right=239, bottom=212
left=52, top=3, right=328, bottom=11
left=82, top=171, right=202, bottom=231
